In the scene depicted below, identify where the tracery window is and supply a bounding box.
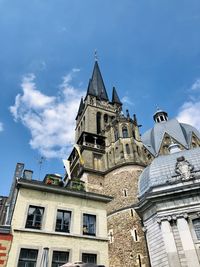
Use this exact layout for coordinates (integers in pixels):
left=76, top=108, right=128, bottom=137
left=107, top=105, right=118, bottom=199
left=122, top=126, right=128, bottom=138
left=114, top=128, right=119, bottom=141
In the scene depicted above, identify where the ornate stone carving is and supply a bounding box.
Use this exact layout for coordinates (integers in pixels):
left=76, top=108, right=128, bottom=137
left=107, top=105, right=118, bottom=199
left=175, top=156, right=194, bottom=180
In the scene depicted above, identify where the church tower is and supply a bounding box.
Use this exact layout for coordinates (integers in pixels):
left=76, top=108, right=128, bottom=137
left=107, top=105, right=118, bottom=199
left=68, top=59, right=150, bottom=267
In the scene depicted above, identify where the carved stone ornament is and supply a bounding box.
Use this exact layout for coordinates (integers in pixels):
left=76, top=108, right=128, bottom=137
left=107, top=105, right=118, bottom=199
left=175, top=156, right=194, bottom=180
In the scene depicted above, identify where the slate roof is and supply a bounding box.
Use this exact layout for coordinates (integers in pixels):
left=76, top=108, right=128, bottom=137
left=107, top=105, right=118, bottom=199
left=142, top=118, right=200, bottom=156
left=112, top=87, right=122, bottom=105
left=138, top=147, right=200, bottom=196
left=76, top=97, right=84, bottom=119
left=86, top=61, right=109, bottom=101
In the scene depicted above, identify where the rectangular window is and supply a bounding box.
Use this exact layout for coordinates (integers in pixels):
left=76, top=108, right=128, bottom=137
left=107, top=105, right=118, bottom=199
left=18, top=248, right=38, bottom=267
left=25, top=205, right=44, bottom=230
left=55, top=210, right=71, bottom=233
left=193, top=218, right=200, bottom=239
left=82, top=253, right=97, bottom=264
left=83, top=214, right=96, bottom=236
left=52, top=251, right=69, bottom=267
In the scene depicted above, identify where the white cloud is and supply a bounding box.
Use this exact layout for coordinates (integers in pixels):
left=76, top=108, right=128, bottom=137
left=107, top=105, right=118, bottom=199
left=191, top=78, right=200, bottom=91
left=121, top=96, right=133, bottom=106
left=0, top=122, right=3, bottom=132
left=177, top=78, right=200, bottom=131
left=177, top=101, right=200, bottom=130
left=10, top=70, right=85, bottom=158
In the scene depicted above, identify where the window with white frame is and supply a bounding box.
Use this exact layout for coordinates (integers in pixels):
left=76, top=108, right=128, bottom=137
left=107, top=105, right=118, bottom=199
left=193, top=218, right=200, bottom=239
left=52, top=251, right=69, bottom=267
left=25, top=205, right=44, bottom=230
left=83, top=214, right=96, bottom=236
left=55, top=210, right=71, bottom=233
left=17, top=248, right=38, bottom=267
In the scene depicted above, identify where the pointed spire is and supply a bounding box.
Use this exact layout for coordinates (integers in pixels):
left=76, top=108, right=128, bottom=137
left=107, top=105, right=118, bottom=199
left=86, top=61, right=109, bottom=101
left=76, top=97, right=84, bottom=120
left=112, top=87, right=122, bottom=105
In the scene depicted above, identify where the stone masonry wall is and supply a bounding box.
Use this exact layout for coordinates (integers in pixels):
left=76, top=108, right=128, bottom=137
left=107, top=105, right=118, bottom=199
left=103, top=165, right=144, bottom=214
left=108, top=209, right=150, bottom=267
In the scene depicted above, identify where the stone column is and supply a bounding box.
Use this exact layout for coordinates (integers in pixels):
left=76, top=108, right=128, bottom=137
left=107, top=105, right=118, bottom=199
left=177, top=216, right=199, bottom=267
left=160, top=218, right=181, bottom=267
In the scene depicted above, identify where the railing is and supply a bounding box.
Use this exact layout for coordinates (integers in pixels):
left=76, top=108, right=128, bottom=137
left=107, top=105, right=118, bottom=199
left=84, top=142, right=105, bottom=150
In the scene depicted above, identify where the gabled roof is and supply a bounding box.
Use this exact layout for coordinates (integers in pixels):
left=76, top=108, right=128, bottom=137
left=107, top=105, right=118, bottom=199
left=112, top=87, right=122, bottom=105
left=142, top=118, right=200, bottom=156
left=86, top=61, right=109, bottom=101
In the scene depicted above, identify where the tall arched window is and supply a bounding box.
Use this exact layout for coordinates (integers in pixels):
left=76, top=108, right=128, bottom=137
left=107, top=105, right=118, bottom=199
left=96, top=112, right=101, bottom=134
left=122, top=126, right=128, bottom=138
left=83, top=116, right=85, bottom=131
left=114, top=128, right=119, bottom=141
left=104, top=114, right=108, bottom=123
left=126, top=144, right=130, bottom=154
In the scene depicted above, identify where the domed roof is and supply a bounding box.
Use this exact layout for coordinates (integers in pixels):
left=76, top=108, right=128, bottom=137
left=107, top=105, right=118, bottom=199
left=138, top=147, right=200, bottom=197
left=141, top=118, right=200, bottom=156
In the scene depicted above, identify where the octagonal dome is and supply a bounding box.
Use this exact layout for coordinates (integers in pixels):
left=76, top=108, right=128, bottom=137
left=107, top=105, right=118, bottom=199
left=141, top=118, right=200, bottom=156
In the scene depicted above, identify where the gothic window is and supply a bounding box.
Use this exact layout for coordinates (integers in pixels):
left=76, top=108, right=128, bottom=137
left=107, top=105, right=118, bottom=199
left=114, top=128, right=119, bottom=141
left=55, top=210, right=71, bottom=233
left=25, top=205, right=44, bottom=230
left=96, top=112, right=101, bottom=134
left=93, top=153, right=102, bottom=170
left=83, top=116, right=85, bottom=130
left=104, top=114, right=108, bottom=123
left=126, top=144, right=130, bottom=154
left=122, top=126, right=128, bottom=138
left=193, top=218, right=200, bottom=239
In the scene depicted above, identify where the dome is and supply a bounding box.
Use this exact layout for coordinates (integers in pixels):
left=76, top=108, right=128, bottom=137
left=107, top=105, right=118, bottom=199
left=138, top=147, right=200, bottom=197
left=141, top=118, right=200, bottom=156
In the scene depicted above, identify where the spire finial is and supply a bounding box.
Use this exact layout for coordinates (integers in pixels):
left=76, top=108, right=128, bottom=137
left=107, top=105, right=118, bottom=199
left=94, top=49, right=98, bottom=62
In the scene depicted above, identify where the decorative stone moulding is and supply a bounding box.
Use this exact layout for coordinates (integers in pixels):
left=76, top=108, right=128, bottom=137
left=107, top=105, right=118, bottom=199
left=157, top=213, right=189, bottom=224
left=175, top=156, right=194, bottom=181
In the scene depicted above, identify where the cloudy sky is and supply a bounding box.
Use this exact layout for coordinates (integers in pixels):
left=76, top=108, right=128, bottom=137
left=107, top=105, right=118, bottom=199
left=1, top=0, right=200, bottom=195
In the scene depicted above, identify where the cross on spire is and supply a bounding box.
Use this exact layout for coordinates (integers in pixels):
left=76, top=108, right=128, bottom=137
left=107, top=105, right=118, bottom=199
left=94, top=49, right=98, bottom=62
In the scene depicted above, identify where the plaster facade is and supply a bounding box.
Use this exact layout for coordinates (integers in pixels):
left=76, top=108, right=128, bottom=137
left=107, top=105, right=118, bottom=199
left=7, top=181, right=111, bottom=266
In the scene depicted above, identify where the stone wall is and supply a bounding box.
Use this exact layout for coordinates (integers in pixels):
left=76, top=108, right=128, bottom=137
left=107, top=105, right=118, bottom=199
left=107, top=209, right=150, bottom=267
left=104, top=165, right=144, bottom=214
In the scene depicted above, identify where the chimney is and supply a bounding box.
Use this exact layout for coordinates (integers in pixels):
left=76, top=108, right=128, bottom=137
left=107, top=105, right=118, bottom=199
left=23, top=170, right=33, bottom=180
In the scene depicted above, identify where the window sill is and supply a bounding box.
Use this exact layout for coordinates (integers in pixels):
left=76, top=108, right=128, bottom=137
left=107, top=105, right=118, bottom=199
left=13, top=228, right=108, bottom=241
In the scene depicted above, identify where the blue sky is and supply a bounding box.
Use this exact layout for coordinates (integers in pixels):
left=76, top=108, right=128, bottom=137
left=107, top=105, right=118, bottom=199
left=1, top=0, right=200, bottom=195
